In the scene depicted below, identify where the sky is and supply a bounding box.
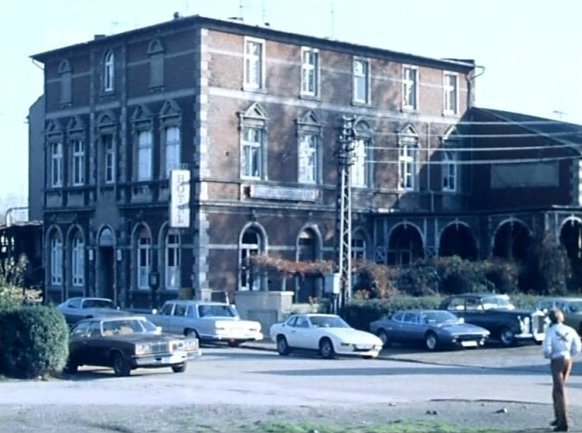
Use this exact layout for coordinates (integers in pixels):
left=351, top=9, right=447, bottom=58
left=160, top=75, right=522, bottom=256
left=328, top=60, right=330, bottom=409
left=1, top=0, right=581, bottom=209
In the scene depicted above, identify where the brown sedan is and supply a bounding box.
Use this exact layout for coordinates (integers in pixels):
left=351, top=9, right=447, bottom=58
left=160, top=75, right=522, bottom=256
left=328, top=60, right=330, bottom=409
left=64, top=315, right=201, bottom=376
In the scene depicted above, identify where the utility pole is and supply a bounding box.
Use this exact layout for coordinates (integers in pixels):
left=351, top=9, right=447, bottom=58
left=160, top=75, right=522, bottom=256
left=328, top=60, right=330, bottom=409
left=334, top=116, right=356, bottom=312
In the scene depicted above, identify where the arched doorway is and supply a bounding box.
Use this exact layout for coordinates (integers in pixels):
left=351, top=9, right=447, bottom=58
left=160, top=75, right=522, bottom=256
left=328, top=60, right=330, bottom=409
left=387, top=224, right=424, bottom=265
left=97, top=227, right=116, bottom=301
left=560, top=218, right=582, bottom=288
left=439, top=223, right=477, bottom=260
left=492, top=220, right=530, bottom=262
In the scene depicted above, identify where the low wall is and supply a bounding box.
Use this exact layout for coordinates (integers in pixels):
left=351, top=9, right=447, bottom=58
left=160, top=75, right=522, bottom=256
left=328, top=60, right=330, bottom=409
left=234, top=291, right=294, bottom=339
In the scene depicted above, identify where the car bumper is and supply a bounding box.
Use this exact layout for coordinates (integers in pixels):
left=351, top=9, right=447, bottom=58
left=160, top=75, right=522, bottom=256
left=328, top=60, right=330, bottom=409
left=132, top=351, right=188, bottom=368
left=202, top=331, right=264, bottom=343
left=335, top=344, right=383, bottom=358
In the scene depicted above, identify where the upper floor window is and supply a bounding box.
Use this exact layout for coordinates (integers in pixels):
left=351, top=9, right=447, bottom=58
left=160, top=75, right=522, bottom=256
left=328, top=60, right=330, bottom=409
left=398, top=126, right=419, bottom=190
left=443, top=72, right=459, bottom=115
left=104, top=50, right=115, bottom=92
left=102, top=134, right=115, bottom=184
left=351, top=120, right=373, bottom=188
left=297, top=111, right=322, bottom=185
left=71, top=139, right=85, bottom=186
left=148, top=40, right=165, bottom=89
left=137, top=130, right=153, bottom=181
left=301, top=47, right=320, bottom=98
left=402, top=66, right=418, bottom=111
left=50, top=142, right=63, bottom=188
left=353, top=58, right=370, bottom=104
left=239, top=103, right=268, bottom=180
left=165, top=126, right=181, bottom=178
left=442, top=151, right=457, bottom=192
left=244, top=37, right=265, bottom=91
left=352, top=232, right=367, bottom=260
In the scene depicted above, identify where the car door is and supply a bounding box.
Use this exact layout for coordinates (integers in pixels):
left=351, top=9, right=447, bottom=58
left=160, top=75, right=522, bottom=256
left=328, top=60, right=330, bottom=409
left=404, top=312, right=425, bottom=343
left=170, top=303, right=189, bottom=334
left=284, top=316, right=310, bottom=349
left=154, top=302, right=175, bottom=332
left=292, top=316, right=319, bottom=350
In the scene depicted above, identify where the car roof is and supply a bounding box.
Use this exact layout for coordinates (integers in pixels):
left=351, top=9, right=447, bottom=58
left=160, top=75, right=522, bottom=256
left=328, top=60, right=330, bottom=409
left=164, top=300, right=231, bottom=306
left=447, top=293, right=510, bottom=299
left=66, top=297, right=114, bottom=302
left=538, top=297, right=582, bottom=302
left=79, top=315, right=147, bottom=323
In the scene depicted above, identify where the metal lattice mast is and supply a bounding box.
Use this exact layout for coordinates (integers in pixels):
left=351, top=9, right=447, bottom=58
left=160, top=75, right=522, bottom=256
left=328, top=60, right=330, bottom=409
left=335, top=116, right=356, bottom=310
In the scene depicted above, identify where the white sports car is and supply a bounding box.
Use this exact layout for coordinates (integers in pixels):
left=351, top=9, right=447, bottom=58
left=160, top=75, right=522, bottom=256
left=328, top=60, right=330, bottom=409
left=269, top=313, right=383, bottom=359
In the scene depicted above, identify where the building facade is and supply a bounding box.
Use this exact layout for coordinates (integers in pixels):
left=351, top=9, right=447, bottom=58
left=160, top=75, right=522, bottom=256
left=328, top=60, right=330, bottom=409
left=29, top=15, right=582, bottom=309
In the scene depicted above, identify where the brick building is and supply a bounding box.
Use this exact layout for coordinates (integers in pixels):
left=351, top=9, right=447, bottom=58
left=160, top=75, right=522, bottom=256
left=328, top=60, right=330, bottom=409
left=29, top=14, right=582, bottom=309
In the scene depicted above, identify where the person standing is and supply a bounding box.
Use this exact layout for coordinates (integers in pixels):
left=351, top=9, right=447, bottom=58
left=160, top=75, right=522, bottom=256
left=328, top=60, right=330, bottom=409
left=542, top=308, right=582, bottom=432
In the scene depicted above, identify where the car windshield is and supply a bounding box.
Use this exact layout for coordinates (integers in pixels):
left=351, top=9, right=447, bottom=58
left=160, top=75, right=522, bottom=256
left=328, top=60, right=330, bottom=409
left=83, top=299, right=114, bottom=309
left=309, top=315, right=350, bottom=328
left=421, top=311, right=460, bottom=324
left=102, top=318, right=157, bottom=336
left=482, top=296, right=515, bottom=310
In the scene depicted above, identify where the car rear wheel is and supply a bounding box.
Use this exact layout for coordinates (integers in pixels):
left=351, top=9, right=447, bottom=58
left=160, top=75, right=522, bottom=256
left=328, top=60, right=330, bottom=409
left=112, top=351, right=131, bottom=376
left=499, top=327, right=516, bottom=347
left=171, top=363, right=187, bottom=373
left=319, top=338, right=335, bottom=359
left=377, top=329, right=391, bottom=347
left=276, top=336, right=290, bottom=356
left=425, top=331, right=438, bottom=351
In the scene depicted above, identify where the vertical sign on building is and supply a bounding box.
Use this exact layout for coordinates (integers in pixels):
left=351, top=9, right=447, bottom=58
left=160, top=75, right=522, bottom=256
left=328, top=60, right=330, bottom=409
left=170, top=169, right=190, bottom=228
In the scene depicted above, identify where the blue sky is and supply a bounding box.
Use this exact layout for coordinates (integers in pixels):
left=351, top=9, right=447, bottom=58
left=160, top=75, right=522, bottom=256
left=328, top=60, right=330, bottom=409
left=1, top=0, right=581, bottom=207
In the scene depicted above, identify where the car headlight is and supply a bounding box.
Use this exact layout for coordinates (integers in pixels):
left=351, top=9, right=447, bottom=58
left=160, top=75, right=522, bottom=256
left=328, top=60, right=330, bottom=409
left=519, top=316, right=530, bottom=333
left=135, top=343, right=152, bottom=356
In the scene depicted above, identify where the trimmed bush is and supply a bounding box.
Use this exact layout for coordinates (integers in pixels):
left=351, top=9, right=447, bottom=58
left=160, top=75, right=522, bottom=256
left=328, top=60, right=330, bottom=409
left=0, top=306, right=69, bottom=379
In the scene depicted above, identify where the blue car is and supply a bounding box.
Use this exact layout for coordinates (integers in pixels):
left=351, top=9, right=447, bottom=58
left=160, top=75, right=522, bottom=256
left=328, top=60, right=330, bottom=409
left=369, top=309, right=490, bottom=351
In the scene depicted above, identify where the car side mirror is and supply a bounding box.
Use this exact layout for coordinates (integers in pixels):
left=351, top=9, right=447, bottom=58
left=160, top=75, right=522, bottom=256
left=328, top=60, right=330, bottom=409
left=151, top=308, right=158, bottom=315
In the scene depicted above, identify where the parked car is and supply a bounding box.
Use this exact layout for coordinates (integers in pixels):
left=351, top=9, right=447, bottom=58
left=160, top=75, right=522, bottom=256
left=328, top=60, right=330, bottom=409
left=64, top=315, right=201, bottom=376
left=369, top=309, right=490, bottom=351
left=439, top=293, right=546, bottom=347
left=148, top=300, right=263, bottom=346
left=57, top=297, right=128, bottom=326
left=269, top=313, right=383, bottom=359
left=536, top=297, right=582, bottom=334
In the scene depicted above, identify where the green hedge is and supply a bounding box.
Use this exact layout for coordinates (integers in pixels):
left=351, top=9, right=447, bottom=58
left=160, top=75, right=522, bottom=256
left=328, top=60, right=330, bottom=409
left=0, top=306, right=69, bottom=379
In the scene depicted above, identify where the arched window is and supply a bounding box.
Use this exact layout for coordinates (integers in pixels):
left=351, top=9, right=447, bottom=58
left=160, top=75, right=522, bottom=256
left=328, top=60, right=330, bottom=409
left=104, top=50, right=115, bottom=92
left=351, top=120, right=373, bottom=188
left=239, top=103, right=268, bottom=180
left=50, top=232, right=63, bottom=285
left=71, top=231, right=85, bottom=287
left=165, top=231, right=180, bottom=290
left=137, top=228, right=151, bottom=289
left=240, top=227, right=264, bottom=291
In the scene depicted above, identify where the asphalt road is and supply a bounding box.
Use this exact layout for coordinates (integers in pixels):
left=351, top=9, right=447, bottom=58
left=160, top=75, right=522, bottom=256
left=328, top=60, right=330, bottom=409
left=0, top=341, right=580, bottom=410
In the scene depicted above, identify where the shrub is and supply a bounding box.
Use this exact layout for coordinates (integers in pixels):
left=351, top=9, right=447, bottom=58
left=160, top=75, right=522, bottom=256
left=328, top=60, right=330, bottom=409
left=0, top=306, right=69, bottom=379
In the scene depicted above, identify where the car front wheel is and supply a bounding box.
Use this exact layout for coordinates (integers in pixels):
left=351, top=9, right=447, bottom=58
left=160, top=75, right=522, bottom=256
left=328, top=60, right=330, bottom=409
left=425, top=331, right=438, bottom=351
left=499, top=327, right=516, bottom=347
left=112, top=351, right=131, bottom=376
left=171, top=363, right=187, bottom=373
left=319, top=338, right=335, bottom=359
left=276, top=336, right=290, bottom=356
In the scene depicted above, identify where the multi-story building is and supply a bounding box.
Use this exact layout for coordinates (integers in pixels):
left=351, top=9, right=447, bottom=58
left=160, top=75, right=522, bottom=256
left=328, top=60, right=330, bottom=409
left=29, top=14, right=582, bottom=310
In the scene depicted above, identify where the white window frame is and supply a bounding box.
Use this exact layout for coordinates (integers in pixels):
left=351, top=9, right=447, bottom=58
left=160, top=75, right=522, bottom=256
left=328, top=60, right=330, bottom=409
left=298, top=133, right=320, bottom=184
left=104, top=50, right=115, bottom=92
left=353, top=57, right=370, bottom=104
left=71, top=139, right=84, bottom=186
left=352, top=236, right=367, bottom=260
left=351, top=138, right=369, bottom=188
left=50, top=234, right=63, bottom=285
left=243, top=37, right=265, bottom=91
left=402, top=66, right=418, bottom=111
left=165, top=126, right=181, bottom=178
left=301, top=47, right=320, bottom=98
left=240, top=229, right=262, bottom=291
left=165, top=232, right=180, bottom=290
left=50, top=142, right=63, bottom=188
left=103, top=134, right=115, bottom=184
left=137, top=129, right=153, bottom=181
left=442, top=151, right=458, bottom=192
left=137, top=230, right=151, bottom=290
left=443, top=72, right=459, bottom=115
left=72, top=234, right=85, bottom=287
left=398, top=135, right=419, bottom=191
left=242, top=126, right=263, bottom=179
